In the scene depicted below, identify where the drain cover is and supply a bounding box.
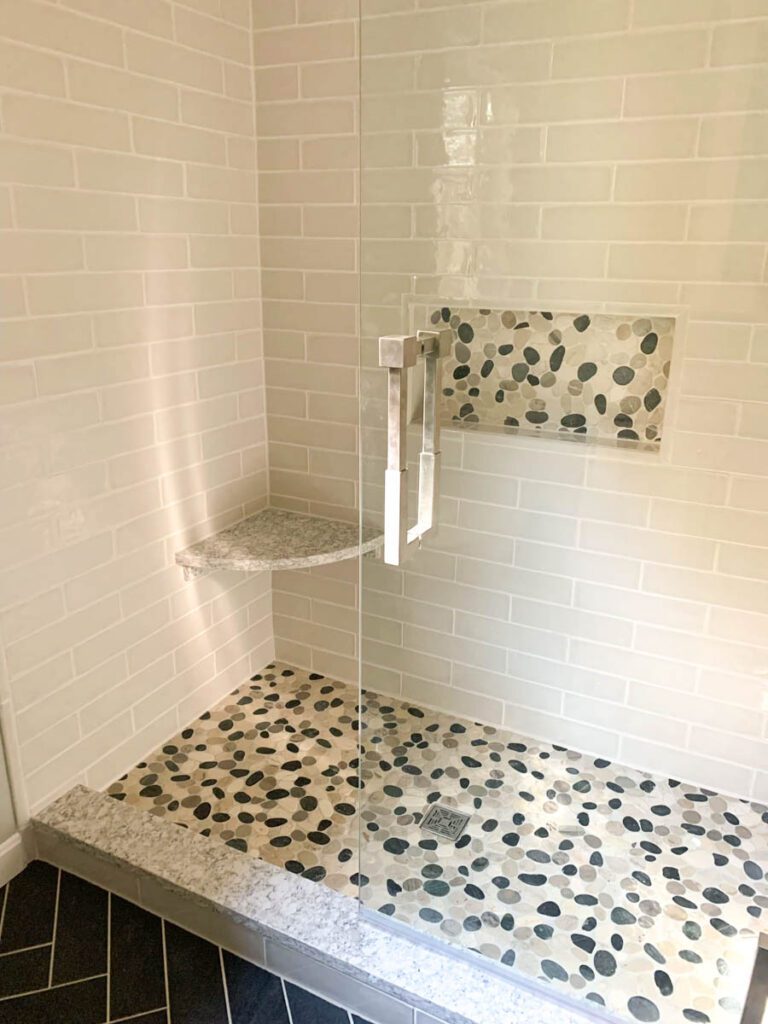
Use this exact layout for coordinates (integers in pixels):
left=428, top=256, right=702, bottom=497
left=420, top=804, right=471, bottom=841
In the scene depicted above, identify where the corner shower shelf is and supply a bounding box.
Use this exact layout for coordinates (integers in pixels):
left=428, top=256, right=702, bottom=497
left=175, top=507, right=382, bottom=580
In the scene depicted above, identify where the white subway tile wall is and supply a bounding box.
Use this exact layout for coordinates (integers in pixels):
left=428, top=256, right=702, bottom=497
left=253, top=0, right=362, bottom=678
left=1, top=0, right=766, bottom=818
left=252, top=0, right=768, bottom=800
left=0, top=0, right=272, bottom=814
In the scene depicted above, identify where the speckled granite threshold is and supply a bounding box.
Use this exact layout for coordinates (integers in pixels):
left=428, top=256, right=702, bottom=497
left=30, top=786, right=599, bottom=1024
left=175, top=507, right=383, bottom=580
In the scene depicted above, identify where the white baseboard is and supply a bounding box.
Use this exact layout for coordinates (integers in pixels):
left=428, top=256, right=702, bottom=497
left=0, top=831, right=29, bottom=887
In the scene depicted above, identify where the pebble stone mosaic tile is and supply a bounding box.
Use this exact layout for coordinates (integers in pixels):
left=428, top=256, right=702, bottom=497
left=107, top=664, right=767, bottom=1024
left=422, top=305, right=674, bottom=449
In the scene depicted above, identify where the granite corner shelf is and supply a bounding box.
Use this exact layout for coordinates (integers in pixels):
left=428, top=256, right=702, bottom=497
left=175, top=507, right=383, bottom=580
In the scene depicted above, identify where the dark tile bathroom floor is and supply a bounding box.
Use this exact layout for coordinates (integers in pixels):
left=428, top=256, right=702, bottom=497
left=0, top=859, right=369, bottom=1024
left=108, top=663, right=768, bottom=1024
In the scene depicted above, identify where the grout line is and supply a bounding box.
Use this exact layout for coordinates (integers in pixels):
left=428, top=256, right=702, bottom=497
left=110, top=1009, right=168, bottom=1023
left=0, top=941, right=53, bottom=958
left=161, top=918, right=172, bottom=1024
left=106, top=891, right=111, bottom=1021
left=48, top=868, right=61, bottom=988
left=280, top=976, right=295, bottom=1024
left=0, top=881, right=8, bottom=947
left=0, top=971, right=108, bottom=1002
left=219, top=946, right=233, bottom=1024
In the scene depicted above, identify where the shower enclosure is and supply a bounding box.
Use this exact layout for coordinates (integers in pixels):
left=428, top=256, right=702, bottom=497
left=357, top=4, right=768, bottom=1023
left=0, top=1, right=764, bottom=1022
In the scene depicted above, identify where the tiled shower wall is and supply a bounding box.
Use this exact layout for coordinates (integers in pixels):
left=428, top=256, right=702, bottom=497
left=0, top=0, right=272, bottom=815
left=253, top=0, right=362, bottom=682
left=255, top=1, right=768, bottom=800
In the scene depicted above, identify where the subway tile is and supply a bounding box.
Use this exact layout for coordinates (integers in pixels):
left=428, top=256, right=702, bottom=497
left=548, top=119, right=698, bottom=162
left=416, top=42, right=549, bottom=90
left=633, top=0, right=766, bottom=27
left=484, top=0, right=629, bottom=42
left=542, top=203, right=687, bottom=242
left=0, top=0, right=124, bottom=64
left=176, top=6, right=252, bottom=63
left=68, top=61, right=178, bottom=119
left=77, top=151, right=183, bottom=197
left=699, top=113, right=768, bottom=157
left=2, top=93, right=131, bottom=151
left=580, top=520, right=716, bottom=571
left=625, top=67, right=768, bottom=116
left=125, top=31, right=224, bottom=91
left=553, top=27, right=707, bottom=77
left=255, top=22, right=355, bottom=65
left=620, top=737, right=752, bottom=798
left=688, top=201, right=768, bottom=243
left=615, top=159, right=768, bottom=201
left=711, top=18, right=768, bottom=66
left=181, top=90, right=255, bottom=137
left=0, top=38, right=65, bottom=95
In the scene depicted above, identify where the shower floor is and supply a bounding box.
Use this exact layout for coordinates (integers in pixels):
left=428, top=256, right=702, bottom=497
left=107, top=663, right=767, bottom=1024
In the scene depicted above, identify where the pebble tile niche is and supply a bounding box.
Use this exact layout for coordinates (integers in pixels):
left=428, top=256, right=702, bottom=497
left=425, top=305, right=675, bottom=450
left=108, top=664, right=768, bottom=1024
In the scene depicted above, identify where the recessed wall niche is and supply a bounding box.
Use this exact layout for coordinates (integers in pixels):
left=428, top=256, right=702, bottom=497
left=424, top=305, right=675, bottom=451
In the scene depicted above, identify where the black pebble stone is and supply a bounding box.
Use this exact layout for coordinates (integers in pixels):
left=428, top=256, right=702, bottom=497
left=628, top=996, right=660, bottom=1022
left=537, top=901, right=561, bottom=917
left=550, top=345, right=565, bottom=371
left=611, top=907, right=636, bottom=925
left=541, top=960, right=568, bottom=982
left=703, top=887, right=729, bottom=904
left=572, top=934, right=595, bottom=954
left=613, top=365, right=635, bottom=385
left=641, top=332, right=658, bottom=354
left=645, top=387, right=661, bottom=411
left=654, top=971, right=673, bottom=997
left=595, top=951, right=617, bottom=977
left=457, top=322, right=474, bottom=343
left=561, top=413, right=586, bottom=428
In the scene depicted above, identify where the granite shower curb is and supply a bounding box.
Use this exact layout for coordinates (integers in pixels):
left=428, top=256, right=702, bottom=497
left=31, top=785, right=603, bottom=1024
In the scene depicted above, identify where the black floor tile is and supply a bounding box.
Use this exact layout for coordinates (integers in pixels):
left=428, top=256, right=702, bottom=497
left=0, top=975, right=107, bottom=1024
left=165, top=921, right=228, bottom=1024
left=285, top=982, right=350, bottom=1024
left=223, top=950, right=289, bottom=1024
left=52, top=871, right=108, bottom=986
left=0, top=861, right=58, bottom=953
left=0, top=944, right=51, bottom=998
left=109, top=894, right=166, bottom=1020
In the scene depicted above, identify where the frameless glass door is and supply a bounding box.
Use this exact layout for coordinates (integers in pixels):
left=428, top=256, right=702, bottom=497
left=358, top=1, right=768, bottom=1021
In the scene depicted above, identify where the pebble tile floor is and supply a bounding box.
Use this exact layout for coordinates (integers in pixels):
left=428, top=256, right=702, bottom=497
left=108, top=663, right=768, bottom=1024
left=0, top=859, right=374, bottom=1024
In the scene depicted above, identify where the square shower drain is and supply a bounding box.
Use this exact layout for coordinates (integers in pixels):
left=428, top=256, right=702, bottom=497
left=420, top=804, right=471, bottom=841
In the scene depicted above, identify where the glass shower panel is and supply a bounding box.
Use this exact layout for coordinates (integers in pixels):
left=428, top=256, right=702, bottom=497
left=359, top=2, right=768, bottom=1022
